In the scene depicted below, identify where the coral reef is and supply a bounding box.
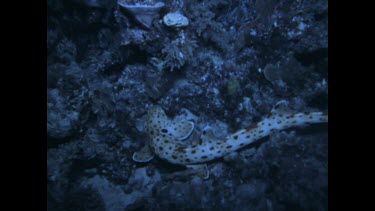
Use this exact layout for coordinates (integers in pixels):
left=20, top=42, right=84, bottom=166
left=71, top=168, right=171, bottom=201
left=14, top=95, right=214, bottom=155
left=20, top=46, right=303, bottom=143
left=47, top=0, right=328, bottom=210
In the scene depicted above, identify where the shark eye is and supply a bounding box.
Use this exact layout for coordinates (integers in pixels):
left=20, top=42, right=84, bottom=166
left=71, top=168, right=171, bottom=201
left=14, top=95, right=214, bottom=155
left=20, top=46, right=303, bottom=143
left=160, top=129, right=168, bottom=134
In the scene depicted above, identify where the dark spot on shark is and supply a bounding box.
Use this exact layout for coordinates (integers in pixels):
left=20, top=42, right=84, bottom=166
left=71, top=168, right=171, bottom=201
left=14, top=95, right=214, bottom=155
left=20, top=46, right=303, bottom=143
left=176, top=146, right=186, bottom=153
left=246, top=123, right=257, bottom=131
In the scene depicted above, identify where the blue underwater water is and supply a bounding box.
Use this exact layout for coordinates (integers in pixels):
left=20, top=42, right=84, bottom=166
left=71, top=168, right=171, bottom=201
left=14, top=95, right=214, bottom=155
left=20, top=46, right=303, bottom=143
left=47, top=0, right=328, bottom=210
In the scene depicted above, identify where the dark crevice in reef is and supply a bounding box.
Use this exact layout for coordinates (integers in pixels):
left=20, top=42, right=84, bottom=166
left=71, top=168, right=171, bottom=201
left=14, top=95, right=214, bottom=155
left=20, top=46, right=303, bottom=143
left=295, top=48, right=328, bottom=73
left=307, top=92, right=328, bottom=111
left=47, top=135, right=74, bottom=149
left=121, top=44, right=149, bottom=65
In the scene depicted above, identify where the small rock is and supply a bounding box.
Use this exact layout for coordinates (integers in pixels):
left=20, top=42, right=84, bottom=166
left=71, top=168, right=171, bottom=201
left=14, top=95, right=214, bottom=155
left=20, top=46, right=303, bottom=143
left=163, top=12, right=189, bottom=28
left=128, top=167, right=161, bottom=191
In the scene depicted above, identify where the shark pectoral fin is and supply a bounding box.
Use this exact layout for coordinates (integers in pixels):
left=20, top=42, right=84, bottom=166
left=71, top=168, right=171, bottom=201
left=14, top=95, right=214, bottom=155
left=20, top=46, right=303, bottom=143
left=201, top=126, right=217, bottom=142
left=270, top=100, right=291, bottom=115
left=186, top=164, right=209, bottom=179
left=162, top=121, right=195, bottom=141
left=132, top=144, right=155, bottom=163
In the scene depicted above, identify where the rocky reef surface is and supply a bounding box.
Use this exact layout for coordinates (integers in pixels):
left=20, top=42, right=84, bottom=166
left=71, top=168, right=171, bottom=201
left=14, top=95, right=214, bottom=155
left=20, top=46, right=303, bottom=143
left=47, top=0, right=328, bottom=210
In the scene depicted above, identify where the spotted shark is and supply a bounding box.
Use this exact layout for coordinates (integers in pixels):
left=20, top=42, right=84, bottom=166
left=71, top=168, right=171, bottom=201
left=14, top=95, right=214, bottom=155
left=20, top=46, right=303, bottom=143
left=133, top=101, right=328, bottom=179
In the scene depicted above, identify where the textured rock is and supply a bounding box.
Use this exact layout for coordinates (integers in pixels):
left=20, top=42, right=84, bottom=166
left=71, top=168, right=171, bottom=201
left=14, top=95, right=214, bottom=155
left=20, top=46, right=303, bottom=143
left=163, top=12, right=189, bottom=28
left=47, top=89, right=79, bottom=139
left=81, top=175, right=134, bottom=210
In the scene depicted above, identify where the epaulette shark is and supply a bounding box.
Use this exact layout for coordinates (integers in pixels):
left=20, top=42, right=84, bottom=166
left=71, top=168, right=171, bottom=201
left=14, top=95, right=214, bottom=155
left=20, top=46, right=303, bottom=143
left=133, top=101, right=328, bottom=179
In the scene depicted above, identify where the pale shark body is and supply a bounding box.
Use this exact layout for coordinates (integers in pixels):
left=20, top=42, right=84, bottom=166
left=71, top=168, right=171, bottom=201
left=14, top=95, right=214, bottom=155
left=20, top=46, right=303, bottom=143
left=133, top=101, right=328, bottom=179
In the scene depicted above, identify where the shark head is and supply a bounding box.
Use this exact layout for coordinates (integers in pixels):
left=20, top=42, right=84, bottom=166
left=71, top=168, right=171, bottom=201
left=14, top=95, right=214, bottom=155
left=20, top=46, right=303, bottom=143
left=145, top=106, right=195, bottom=141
